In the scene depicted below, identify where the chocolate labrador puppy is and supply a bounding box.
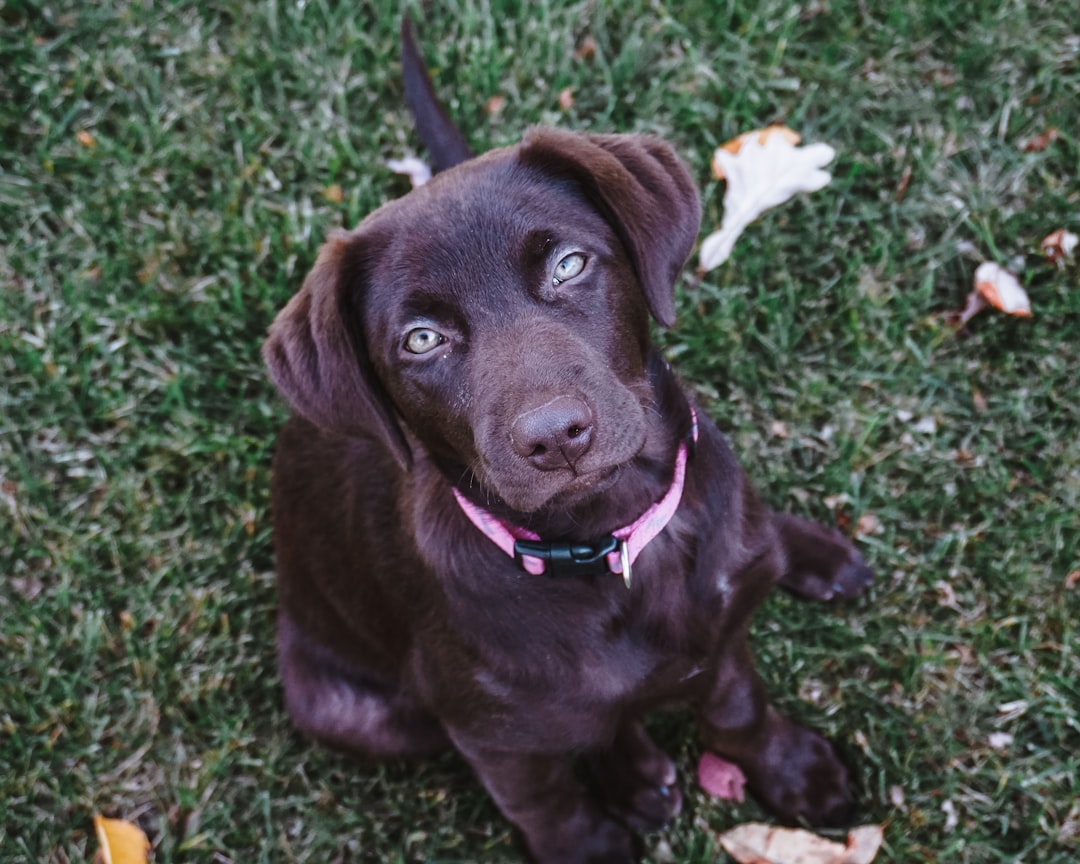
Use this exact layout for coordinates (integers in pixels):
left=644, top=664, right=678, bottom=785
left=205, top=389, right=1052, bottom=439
left=262, top=18, right=872, bottom=864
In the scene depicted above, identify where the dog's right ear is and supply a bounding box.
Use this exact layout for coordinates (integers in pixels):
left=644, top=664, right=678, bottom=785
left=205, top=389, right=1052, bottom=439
left=262, top=229, right=411, bottom=467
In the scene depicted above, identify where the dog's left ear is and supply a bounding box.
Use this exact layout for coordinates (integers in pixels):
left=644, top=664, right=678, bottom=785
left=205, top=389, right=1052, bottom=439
left=518, top=127, right=700, bottom=327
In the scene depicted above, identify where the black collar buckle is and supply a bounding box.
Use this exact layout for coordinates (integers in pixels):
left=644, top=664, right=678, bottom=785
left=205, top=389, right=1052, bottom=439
left=513, top=535, right=619, bottom=578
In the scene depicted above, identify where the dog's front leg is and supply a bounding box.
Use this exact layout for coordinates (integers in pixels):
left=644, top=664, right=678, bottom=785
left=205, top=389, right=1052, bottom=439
left=697, top=640, right=853, bottom=827
left=452, top=738, right=638, bottom=864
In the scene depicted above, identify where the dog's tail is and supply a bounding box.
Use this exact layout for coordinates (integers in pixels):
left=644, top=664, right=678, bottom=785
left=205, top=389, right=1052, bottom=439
left=401, top=14, right=473, bottom=173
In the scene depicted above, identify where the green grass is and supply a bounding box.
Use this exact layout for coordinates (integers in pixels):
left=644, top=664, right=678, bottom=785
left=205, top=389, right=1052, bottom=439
left=1, top=0, right=1077, bottom=861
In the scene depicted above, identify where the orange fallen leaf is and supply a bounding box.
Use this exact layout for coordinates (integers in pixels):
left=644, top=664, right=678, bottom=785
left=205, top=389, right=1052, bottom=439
left=485, top=95, right=506, bottom=117
left=93, top=815, right=150, bottom=864
left=1040, top=228, right=1077, bottom=267
left=1065, top=569, right=1080, bottom=590
left=712, top=126, right=802, bottom=180
left=717, top=823, right=884, bottom=864
left=76, top=130, right=97, bottom=149
left=558, top=87, right=574, bottom=111
left=321, top=183, right=344, bottom=203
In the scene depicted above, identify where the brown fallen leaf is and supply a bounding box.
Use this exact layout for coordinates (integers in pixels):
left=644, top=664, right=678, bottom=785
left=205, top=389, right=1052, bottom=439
left=93, top=814, right=150, bottom=864
left=717, top=823, right=884, bottom=864
left=558, top=87, right=574, bottom=111
left=321, top=183, right=344, bottom=203
left=1065, top=569, right=1080, bottom=590
left=76, top=129, right=97, bottom=149
left=485, top=95, right=506, bottom=117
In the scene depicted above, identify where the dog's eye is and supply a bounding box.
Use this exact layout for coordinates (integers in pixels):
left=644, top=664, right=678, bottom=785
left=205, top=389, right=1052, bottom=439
left=404, top=327, right=445, bottom=355
left=552, top=252, right=586, bottom=285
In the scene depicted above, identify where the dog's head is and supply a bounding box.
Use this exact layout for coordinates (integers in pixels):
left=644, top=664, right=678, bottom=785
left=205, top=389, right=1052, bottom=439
left=264, top=128, right=699, bottom=519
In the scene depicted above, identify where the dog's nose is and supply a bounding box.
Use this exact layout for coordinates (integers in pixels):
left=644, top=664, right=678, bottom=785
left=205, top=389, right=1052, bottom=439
left=510, top=396, right=594, bottom=470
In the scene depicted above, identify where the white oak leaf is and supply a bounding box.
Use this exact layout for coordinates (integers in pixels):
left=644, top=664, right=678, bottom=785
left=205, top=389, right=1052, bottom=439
left=712, top=126, right=802, bottom=180
left=700, top=135, right=835, bottom=271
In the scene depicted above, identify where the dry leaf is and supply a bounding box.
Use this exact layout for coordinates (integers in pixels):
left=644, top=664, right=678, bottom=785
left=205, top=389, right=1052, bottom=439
left=321, top=183, right=344, bottom=203
left=856, top=513, right=881, bottom=537
left=76, top=130, right=97, bottom=149
left=558, top=87, right=574, bottom=111
left=93, top=815, right=150, bottom=864
left=700, top=133, right=835, bottom=271
left=973, top=262, right=1032, bottom=317
left=575, top=34, right=597, bottom=61
left=485, top=95, right=506, bottom=117
left=712, top=126, right=802, bottom=180
left=1065, top=569, right=1080, bottom=590
left=386, top=156, right=432, bottom=189
left=716, top=823, right=883, bottom=864
left=1019, top=127, right=1059, bottom=152
left=698, top=752, right=747, bottom=802
left=1041, top=228, right=1077, bottom=266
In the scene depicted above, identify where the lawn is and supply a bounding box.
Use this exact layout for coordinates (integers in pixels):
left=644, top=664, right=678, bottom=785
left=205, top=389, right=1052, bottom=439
left=1, top=0, right=1077, bottom=861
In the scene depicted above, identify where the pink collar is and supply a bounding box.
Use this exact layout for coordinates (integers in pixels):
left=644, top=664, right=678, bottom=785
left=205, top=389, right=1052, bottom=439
left=453, top=410, right=697, bottom=588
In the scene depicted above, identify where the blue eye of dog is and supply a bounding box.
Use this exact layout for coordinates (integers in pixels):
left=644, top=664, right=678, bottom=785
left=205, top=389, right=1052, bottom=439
left=552, top=252, right=586, bottom=285
left=405, top=328, right=444, bottom=355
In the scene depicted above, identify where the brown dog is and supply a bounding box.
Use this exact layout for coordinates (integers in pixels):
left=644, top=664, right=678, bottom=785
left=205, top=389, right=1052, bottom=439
left=262, top=18, right=872, bottom=864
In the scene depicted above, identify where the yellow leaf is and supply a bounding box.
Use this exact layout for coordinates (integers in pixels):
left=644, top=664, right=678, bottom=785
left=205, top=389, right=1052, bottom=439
left=93, top=814, right=150, bottom=864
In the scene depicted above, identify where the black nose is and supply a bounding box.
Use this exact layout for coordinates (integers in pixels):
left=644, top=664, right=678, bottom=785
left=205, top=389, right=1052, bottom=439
left=510, top=396, right=594, bottom=470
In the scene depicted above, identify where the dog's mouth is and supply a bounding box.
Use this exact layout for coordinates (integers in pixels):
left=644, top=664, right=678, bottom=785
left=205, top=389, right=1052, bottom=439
left=475, top=455, right=630, bottom=518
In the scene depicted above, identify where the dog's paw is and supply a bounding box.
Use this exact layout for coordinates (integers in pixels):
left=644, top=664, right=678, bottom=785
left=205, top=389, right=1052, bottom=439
left=784, top=553, right=874, bottom=602
left=609, top=760, right=682, bottom=834
left=830, top=553, right=875, bottom=600
left=748, top=722, right=854, bottom=828
left=588, top=727, right=682, bottom=833
left=528, top=813, right=639, bottom=864
left=776, top=517, right=875, bottom=602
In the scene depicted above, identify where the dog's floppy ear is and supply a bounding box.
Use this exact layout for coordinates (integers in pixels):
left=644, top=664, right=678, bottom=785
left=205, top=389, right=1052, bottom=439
left=262, top=229, right=411, bottom=467
left=518, top=127, right=700, bottom=327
